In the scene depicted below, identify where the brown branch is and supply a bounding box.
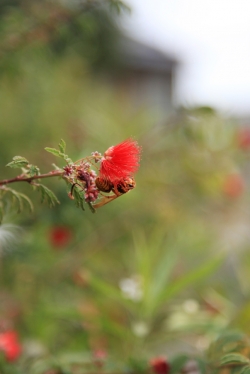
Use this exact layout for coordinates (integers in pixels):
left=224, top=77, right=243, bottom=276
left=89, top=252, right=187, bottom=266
left=0, top=170, right=64, bottom=186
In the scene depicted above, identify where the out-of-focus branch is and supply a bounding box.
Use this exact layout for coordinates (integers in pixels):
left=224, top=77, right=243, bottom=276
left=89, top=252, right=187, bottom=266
left=0, top=170, right=64, bottom=186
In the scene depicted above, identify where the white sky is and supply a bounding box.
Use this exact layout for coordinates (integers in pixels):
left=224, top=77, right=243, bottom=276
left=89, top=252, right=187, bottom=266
left=121, top=0, right=250, bottom=116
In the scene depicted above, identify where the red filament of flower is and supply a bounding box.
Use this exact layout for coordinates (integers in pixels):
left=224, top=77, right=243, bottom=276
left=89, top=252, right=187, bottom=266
left=99, top=139, right=141, bottom=182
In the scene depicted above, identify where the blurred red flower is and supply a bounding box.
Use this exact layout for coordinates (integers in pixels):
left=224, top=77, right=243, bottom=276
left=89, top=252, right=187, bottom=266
left=150, top=357, right=170, bottom=374
left=237, top=128, right=250, bottom=150
left=99, top=138, right=141, bottom=183
left=93, top=349, right=107, bottom=368
left=49, top=226, right=72, bottom=248
left=222, top=173, right=245, bottom=198
left=0, top=330, right=21, bottom=362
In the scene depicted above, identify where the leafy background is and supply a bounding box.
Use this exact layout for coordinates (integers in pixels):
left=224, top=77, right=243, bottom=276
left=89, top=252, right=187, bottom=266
left=1, top=1, right=250, bottom=373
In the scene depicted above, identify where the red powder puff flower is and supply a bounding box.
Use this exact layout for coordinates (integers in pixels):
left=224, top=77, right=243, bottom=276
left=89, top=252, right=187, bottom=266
left=0, top=330, right=22, bottom=362
left=99, top=138, right=141, bottom=183
left=150, top=357, right=170, bottom=374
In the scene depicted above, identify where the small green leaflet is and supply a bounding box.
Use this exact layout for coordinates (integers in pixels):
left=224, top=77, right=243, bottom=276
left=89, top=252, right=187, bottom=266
left=58, top=139, right=66, bottom=153
left=45, top=139, right=72, bottom=164
left=1, top=187, right=33, bottom=213
left=37, top=184, right=60, bottom=207
left=44, top=147, right=62, bottom=157
left=240, top=366, right=250, bottom=374
left=6, top=156, right=29, bottom=169
left=28, top=165, right=40, bottom=177
left=87, top=201, right=95, bottom=214
left=220, top=353, right=250, bottom=366
left=0, top=200, right=4, bottom=224
left=109, top=0, right=130, bottom=14
left=169, top=354, right=190, bottom=374
left=69, top=184, right=95, bottom=213
left=71, top=185, right=85, bottom=211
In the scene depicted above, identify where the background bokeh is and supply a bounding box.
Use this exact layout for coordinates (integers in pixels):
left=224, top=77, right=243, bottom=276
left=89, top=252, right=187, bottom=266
left=1, top=1, right=250, bottom=373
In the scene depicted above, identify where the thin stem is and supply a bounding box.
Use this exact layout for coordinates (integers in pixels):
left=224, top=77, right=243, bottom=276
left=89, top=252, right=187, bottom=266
left=0, top=170, right=64, bottom=186
left=74, top=155, right=102, bottom=167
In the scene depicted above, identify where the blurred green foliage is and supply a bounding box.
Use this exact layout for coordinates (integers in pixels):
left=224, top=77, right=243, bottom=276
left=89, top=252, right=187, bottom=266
left=1, top=1, right=250, bottom=373
left=0, top=0, right=128, bottom=74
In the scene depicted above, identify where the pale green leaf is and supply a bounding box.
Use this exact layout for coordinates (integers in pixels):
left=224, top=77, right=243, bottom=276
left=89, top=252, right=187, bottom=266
left=52, top=163, right=61, bottom=170
left=72, top=185, right=85, bottom=211
left=38, top=184, right=60, bottom=207
left=156, top=256, right=223, bottom=308
left=220, top=353, right=249, bottom=366
left=0, top=202, right=4, bottom=224
left=10, top=189, right=23, bottom=213
left=144, top=249, right=178, bottom=316
left=90, top=275, right=133, bottom=310
left=170, top=354, right=190, bottom=374
left=58, top=139, right=66, bottom=153
left=6, top=156, right=29, bottom=169
left=87, top=202, right=95, bottom=213
left=2, top=187, right=33, bottom=213
left=44, top=147, right=62, bottom=157
left=239, top=366, right=250, bottom=374
left=196, top=358, right=208, bottom=374
left=18, top=192, right=34, bottom=212
left=45, top=146, right=72, bottom=164
left=28, top=164, right=40, bottom=177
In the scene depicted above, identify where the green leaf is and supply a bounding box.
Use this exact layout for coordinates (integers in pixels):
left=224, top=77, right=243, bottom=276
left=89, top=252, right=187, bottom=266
left=28, top=164, right=40, bottom=177
left=72, top=185, right=85, bottom=211
left=10, top=189, right=24, bottom=213
left=45, top=146, right=72, bottom=164
left=6, top=156, right=29, bottom=168
left=109, top=0, right=131, bottom=14
left=90, top=275, right=133, bottom=309
left=17, top=192, right=34, bottom=212
left=58, top=139, right=66, bottom=153
left=126, top=357, right=148, bottom=373
left=52, top=163, right=61, bottom=170
left=156, top=255, right=223, bottom=308
left=37, top=184, right=60, bottom=207
left=87, top=201, right=95, bottom=214
left=2, top=187, right=33, bottom=213
left=64, top=155, right=73, bottom=164
left=169, top=354, right=190, bottom=374
left=207, top=332, right=249, bottom=363
left=196, top=357, right=208, bottom=374
left=0, top=201, right=4, bottom=224
left=239, top=366, right=250, bottom=374
left=145, top=249, right=178, bottom=315
left=44, top=147, right=62, bottom=157
left=220, top=354, right=249, bottom=366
